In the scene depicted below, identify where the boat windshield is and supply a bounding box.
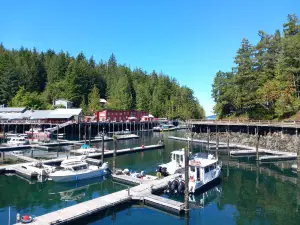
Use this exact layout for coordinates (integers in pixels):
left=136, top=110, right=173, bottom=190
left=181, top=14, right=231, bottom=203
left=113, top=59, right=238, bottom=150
left=73, top=165, right=88, bottom=171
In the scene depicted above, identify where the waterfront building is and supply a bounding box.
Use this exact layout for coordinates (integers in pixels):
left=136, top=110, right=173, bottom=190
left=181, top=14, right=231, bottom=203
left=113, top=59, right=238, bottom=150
left=94, top=110, right=148, bottom=122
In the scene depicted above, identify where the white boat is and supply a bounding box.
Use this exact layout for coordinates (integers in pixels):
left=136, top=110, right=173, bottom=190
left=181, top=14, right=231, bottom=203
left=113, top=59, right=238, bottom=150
left=115, top=129, right=131, bottom=135
left=153, top=124, right=176, bottom=132
left=48, top=157, right=110, bottom=182
left=75, top=144, right=97, bottom=155
left=165, top=153, right=222, bottom=194
left=10, top=150, right=25, bottom=156
left=7, top=137, right=29, bottom=146
left=156, top=149, right=186, bottom=176
left=94, top=133, right=110, bottom=140
left=188, top=153, right=222, bottom=193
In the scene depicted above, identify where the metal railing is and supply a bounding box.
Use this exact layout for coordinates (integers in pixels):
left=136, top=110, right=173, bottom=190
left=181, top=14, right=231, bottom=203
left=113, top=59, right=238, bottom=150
left=187, top=119, right=300, bottom=126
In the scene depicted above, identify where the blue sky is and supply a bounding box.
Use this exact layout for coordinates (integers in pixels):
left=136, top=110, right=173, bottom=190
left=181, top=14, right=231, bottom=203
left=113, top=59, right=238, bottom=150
left=1, top=0, right=300, bottom=115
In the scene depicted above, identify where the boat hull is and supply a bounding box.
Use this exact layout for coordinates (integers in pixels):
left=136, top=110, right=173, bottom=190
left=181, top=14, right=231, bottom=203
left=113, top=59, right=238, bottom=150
left=49, top=169, right=110, bottom=182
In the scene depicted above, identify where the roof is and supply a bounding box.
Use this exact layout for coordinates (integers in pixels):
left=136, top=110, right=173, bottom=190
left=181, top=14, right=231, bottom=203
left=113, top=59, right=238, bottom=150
left=171, top=149, right=185, bottom=155
left=27, top=109, right=82, bottom=120
left=0, top=107, right=26, bottom=113
left=189, top=158, right=218, bottom=167
left=55, top=99, right=73, bottom=103
left=99, top=99, right=107, bottom=103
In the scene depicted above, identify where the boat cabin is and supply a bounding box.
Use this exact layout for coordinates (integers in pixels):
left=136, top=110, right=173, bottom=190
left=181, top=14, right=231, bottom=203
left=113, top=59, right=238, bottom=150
left=170, top=149, right=186, bottom=168
left=62, top=162, right=89, bottom=171
left=189, top=155, right=218, bottom=183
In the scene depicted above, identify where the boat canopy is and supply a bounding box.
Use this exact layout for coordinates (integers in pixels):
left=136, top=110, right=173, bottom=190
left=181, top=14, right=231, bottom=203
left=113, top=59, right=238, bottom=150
left=80, top=144, right=90, bottom=149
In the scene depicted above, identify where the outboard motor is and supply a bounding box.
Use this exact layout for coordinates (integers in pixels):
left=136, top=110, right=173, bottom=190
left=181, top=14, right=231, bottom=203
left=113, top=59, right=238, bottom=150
left=165, top=179, right=174, bottom=194
left=161, top=167, right=168, bottom=177
left=177, top=180, right=185, bottom=194
left=170, top=179, right=179, bottom=194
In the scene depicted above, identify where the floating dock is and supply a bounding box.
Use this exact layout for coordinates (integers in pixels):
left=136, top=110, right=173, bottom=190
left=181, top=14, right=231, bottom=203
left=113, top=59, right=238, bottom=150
left=0, top=143, right=164, bottom=180
left=70, top=143, right=164, bottom=157
left=14, top=174, right=184, bottom=225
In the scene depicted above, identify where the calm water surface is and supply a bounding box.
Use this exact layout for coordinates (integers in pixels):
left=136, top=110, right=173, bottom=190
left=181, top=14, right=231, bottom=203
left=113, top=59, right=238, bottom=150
left=1, top=131, right=300, bottom=225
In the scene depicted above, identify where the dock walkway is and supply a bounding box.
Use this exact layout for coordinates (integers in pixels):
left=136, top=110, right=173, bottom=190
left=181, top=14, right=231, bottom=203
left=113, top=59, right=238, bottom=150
left=14, top=174, right=184, bottom=225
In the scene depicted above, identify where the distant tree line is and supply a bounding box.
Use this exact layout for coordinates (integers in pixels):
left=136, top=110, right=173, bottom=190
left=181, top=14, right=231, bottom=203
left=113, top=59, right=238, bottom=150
left=0, top=44, right=205, bottom=120
left=212, top=14, right=300, bottom=120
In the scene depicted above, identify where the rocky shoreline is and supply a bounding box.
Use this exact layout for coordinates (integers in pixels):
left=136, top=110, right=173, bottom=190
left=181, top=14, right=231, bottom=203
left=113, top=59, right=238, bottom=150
left=184, top=132, right=299, bottom=153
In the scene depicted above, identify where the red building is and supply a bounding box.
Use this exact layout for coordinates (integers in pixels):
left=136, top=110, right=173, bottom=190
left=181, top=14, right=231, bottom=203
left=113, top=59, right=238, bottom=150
left=94, top=110, right=148, bottom=122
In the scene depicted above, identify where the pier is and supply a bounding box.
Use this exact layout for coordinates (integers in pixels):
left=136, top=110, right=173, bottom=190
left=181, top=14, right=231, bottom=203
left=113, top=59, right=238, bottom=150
left=14, top=174, right=184, bottom=225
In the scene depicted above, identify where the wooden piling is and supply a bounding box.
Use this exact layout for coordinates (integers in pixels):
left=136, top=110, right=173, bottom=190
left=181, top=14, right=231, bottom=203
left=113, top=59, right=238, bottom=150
left=297, top=137, right=300, bottom=174
left=89, top=124, right=91, bottom=146
left=207, top=126, right=210, bottom=150
left=255, top=128, right=260, bottom=161
left=227, top=129, right=230, bottom=155
left=56, top=125, right=59, bottom=142
left=184, top=129, right=190, bottom=215
left=216, top=126, right=219, bottom=159
left=113, top=135, right=117, bottom=174
left=101, top=128, right=105, bottom=164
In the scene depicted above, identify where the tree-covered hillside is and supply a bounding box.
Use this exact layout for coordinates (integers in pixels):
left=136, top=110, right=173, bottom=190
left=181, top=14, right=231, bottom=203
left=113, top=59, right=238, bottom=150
left=0, top=44, right=205, bottom=119
left=212, top=14, right=300, bottom=120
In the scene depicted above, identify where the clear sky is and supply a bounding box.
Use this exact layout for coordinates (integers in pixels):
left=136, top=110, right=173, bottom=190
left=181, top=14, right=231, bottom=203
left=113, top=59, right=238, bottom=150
left=1, top=0, right=300, bottom=115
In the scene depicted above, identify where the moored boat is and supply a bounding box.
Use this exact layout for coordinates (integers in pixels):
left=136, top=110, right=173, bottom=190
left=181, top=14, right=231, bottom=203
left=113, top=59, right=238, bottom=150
left=25, top=127, right=51, bottom=139
left=7, top=136, right=29, bottom=146
left=156, top=149, right=186, bottom=176
left=48, top=157, right=110, bottom=182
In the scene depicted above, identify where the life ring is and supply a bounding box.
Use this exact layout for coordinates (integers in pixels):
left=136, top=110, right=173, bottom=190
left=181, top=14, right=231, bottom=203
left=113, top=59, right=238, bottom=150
left=20, top=215, right=34, bottom=224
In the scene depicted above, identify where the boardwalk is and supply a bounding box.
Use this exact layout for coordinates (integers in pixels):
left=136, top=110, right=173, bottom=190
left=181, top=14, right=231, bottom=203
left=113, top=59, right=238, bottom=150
left=14, top=174, right=184, bottom=225
left=188, top=119, right=300, bottom=129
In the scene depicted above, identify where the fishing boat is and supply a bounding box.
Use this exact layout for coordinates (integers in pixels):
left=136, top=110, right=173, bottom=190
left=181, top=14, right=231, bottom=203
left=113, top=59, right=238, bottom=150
left=156, top=149, right=186, bottom=176
left=188, top=153, right=222, bottom=193
left=25, top=127, right=51, bottom=139
left=7, top=136, right=29, bottom=146
left=165, top=153, right=222, bottom=194
left=48, top=157, right=110, bottom=182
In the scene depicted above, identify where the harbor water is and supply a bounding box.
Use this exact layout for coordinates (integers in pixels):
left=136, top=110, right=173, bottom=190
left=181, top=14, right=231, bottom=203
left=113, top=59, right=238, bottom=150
left=1, top=131, right=300, bottom=225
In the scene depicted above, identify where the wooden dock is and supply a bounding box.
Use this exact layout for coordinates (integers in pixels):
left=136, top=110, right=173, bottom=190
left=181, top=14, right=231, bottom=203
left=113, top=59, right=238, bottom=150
left=14, top=174, right=184, bottom=225
left=230, top=148, right=296, bottom=162
left=70, top=143, right=164, bottom=157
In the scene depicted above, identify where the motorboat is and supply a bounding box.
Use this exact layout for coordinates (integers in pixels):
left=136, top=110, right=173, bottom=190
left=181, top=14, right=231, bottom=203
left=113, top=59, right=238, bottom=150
left=94, top=133, right=110, bottom=140
left=119, top=168, right=158, bottom=181
left=156, top=149, right=186, bottom=176
left=153, top=124, right=176, bottom=132
left=165, top=153, right=222, bottom=194
left=10, top=150, right=25, bottom=156
left=25, top=127, right=51, bottom=139
left=48, top=157, right=110, bottom=182
left=115, top=129, right=131, bottom=135
left=188, top=153, right=222, bottom=193
left=7, top=136, right=29, bottom=146
left=75, top=144, right=97, bottom=155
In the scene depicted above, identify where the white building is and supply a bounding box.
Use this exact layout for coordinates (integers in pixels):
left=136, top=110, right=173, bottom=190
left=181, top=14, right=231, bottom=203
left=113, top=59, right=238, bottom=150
left=54, top=99, right=73, bottom=109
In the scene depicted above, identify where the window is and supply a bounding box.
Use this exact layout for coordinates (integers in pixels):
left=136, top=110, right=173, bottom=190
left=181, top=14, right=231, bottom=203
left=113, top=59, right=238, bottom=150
left=190, top=166, right=195, bottom=172
left=120, top=113, right=122, bottom=115
left=172, top=154, right=175, bottom=161
left=205, top=167, right=209, bottom=173
left=176, top=155, right=180, bottom=163
left=180, top=155, right=183, bottom=163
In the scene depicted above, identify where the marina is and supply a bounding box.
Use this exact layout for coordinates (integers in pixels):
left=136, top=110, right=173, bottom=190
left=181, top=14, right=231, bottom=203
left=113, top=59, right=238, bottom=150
left=1, top=131, right=300, bottom=225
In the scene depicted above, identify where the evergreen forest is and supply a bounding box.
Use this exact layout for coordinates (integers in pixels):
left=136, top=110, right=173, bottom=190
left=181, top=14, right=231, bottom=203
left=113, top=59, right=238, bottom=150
left=212, top=14, right=300, bottom=120
left=0, top=44, right=205, bottom=120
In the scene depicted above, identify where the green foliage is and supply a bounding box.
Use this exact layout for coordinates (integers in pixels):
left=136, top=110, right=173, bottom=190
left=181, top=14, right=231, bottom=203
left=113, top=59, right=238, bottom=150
left=88, top=85, right=102, bottom=113
left=212, top=14, right=300, bottom=119
left=9, top=86, right=49, bottom=109
left=0, top=44, right=205, bottom=119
